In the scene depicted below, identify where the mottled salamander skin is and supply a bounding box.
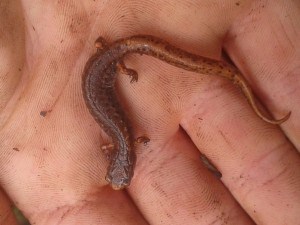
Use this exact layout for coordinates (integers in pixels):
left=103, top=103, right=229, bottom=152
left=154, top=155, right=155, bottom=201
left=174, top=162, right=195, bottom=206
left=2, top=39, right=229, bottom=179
left=82, top=35, right=290, bottom=190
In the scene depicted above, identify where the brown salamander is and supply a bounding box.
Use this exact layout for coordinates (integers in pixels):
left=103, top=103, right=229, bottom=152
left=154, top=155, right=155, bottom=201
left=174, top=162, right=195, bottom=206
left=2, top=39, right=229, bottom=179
left=82, top=35, right=290, bottom=190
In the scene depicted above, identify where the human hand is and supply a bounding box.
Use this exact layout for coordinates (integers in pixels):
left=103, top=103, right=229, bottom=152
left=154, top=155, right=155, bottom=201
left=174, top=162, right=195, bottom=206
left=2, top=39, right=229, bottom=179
left=0, top=1, right=299, bottom=224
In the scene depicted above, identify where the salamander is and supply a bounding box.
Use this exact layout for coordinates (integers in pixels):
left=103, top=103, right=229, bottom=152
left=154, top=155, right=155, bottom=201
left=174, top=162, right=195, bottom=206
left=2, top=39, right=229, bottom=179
left=82, top=35, right=290, bottom=190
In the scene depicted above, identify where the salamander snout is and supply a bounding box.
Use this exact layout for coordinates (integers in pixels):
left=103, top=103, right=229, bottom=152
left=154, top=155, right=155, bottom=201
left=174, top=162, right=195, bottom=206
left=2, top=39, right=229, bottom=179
left=106, top=175, right=130, bottom=190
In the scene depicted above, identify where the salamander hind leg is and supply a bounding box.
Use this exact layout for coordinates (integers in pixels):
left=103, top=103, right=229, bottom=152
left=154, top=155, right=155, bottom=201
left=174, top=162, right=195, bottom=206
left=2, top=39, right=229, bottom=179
left=117, top=60, right=139, bottom=83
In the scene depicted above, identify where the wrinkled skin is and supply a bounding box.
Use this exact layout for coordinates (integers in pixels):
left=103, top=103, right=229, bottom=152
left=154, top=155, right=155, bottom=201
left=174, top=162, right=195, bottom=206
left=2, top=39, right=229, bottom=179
left=0, top=0, right=299, bottom=224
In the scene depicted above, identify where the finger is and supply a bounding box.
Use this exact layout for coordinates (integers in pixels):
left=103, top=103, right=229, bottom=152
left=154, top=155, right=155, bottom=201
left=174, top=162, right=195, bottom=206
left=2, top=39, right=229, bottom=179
left=224, top=0, right=300, bottom=150
left=131, top=131, right=255, bottom=225
left=223, top=2, right=300, bottom=223
left=180, top=2, right=300, bottom=224
left=182, top=89, right=300, bottom=225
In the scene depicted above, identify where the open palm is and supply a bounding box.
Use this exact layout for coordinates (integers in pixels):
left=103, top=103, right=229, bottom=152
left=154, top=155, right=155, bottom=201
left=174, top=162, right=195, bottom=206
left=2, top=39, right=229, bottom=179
left=0, top=1, right=299, bottom=224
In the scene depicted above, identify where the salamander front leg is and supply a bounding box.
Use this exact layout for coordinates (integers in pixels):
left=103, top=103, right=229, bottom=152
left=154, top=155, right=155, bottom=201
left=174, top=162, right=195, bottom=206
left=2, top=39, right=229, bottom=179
left=135, top=136, right=150, bottom=146
left=117, top=61, right=138, bottom=83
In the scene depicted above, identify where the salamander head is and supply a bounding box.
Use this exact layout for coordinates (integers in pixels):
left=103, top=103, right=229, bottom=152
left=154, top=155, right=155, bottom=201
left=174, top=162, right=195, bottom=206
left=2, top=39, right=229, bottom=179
left=105, top=155, right=135, bottom=190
